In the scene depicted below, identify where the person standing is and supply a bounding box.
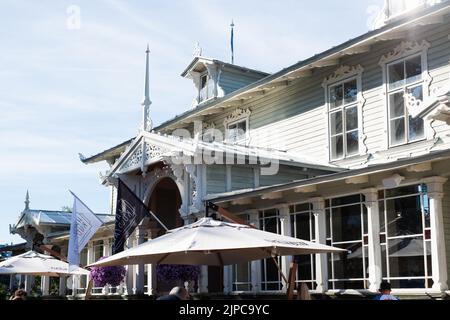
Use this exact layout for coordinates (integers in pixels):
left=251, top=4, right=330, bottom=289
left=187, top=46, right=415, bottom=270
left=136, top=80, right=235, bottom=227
left=374, top=281, right=399, bottom=300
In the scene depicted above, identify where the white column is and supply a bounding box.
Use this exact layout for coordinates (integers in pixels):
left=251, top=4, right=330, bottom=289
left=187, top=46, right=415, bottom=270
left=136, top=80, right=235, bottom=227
left=311, top=197, right=328, bottom=293
left=125, top=238, right=134, bottom=295
left=24, top=275, right=34, bottom=294
left=362, top=188, right=382, bottom=292
left=135, top=228, right=146, bottom=295
left=199, top=266, right=208, bottom=293
left=223, top=266, right=232, bottom=294
left=41, top=275, right=50, bottom=295
left=9, top=275, right=15, bottom=290
left=424, top=177, right=448, bottom=291
left=279, top=205, right=292, bottom=293
left=101, top=239, right=111, bottom=295
left=249, top=211, right=261, bottom=293
left=59, top=276, right=67, bottom=297
left=147, top=264, right=158, bottom=296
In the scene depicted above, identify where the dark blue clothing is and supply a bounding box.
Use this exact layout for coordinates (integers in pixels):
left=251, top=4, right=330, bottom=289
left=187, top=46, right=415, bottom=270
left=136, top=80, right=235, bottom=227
left=157, top=294, right=181, bottom=301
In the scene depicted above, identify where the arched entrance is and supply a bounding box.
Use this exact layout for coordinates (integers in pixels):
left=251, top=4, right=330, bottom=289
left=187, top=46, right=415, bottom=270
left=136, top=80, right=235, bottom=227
left=147, top=177, right=184, bottom=293
left=148, top=177, right=183, bottom=235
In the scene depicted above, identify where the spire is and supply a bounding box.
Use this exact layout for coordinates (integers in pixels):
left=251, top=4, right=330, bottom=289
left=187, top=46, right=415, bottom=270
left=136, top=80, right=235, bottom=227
left=230, top=20, right=235, bottom=64
left=24, top=190, right=30, bottom=211
left=142, top=44, right=153, bottom=132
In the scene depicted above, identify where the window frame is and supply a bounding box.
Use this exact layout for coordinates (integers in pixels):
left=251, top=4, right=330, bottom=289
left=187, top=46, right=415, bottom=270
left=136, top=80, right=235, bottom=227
left=378, top=184, right=432, bottom=289
left=323, top=65, right=365, bottom=162
left=223, top=108, right=251, bottom=145
left=379, top=40, right=432, bottom=150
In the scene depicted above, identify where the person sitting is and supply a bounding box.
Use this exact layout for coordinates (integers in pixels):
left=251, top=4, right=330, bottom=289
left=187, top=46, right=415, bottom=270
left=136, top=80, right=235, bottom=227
left=374, top=281, right=399, bottom=300
left=12, top=289, right=27, bottom=300
left=157, top=286, right=190, bottom=300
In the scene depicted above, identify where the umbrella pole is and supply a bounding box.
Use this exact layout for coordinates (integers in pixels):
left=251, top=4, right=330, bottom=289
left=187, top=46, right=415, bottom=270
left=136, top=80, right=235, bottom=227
left=271, top=256, right=288, bottom=287
left=85, top=279, right=94, bottom=300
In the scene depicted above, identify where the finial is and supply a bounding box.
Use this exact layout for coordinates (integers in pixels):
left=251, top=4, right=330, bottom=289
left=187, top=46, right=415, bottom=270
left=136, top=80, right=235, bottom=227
left=25, top=190, right=30, bottom=211
left=142, top=44, right=153, bottom=132
left=193, top=42, right=202, bottom=57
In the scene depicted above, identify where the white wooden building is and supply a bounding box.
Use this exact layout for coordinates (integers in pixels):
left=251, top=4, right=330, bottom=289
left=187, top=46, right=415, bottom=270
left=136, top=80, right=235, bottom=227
left=9, top=0, right=450, bottom=299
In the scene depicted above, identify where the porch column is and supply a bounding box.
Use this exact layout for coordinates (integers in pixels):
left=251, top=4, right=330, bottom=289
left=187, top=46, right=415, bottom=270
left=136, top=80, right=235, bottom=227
left=59, top=276, right=67, bottom=297
left=279, top=204, right=292, bottom=293
left=135, top=227, right=146, bottom=295
left=223, top=266, right=232, bottom=294
left=424, top=177, right=448, bottom=291
left=102, top=239, right=111, bottom=294
left=311, top=197, right=328, bottom=293
left=24, top=275, right=34, bottom=294
left=362, top=188, right=382, bottom=292
left=249, top=211, right=261, bottom=293
left=125, top=238, right=134, bottom=295
left=199, top=266, right=208, bottom=293
left=41, top=275, right=50, bottom=295
left=147, top=264, right=158, bottom=296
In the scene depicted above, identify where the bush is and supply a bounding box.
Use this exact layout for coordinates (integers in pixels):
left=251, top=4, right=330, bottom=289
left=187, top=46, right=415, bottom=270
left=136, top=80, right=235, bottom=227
left=90, top=257, right=126, bottom=287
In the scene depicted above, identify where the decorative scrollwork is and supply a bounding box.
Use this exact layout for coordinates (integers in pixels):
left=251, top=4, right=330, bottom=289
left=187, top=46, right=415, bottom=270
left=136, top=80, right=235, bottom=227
left=379, top=41, right=430, bottom=65
left=322, top=65, right=364, bottom=87
left=223, top=108, right=251, bottom=127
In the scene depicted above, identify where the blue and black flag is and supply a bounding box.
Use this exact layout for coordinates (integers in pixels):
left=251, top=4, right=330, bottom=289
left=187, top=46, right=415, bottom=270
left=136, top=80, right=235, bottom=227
left=113, top=179, right=150, bottom=254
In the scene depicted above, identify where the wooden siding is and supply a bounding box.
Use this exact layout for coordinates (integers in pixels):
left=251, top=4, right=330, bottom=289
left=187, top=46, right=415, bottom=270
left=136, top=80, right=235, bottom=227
left=206, top=165, right=227, bottom=194
left=443, top=181, right=450, bottom=284
left=259, top=165, right=308, bottom=187
left=231, top=166, right=254, bottom=190
left=219, top=68, right=267, bottom=95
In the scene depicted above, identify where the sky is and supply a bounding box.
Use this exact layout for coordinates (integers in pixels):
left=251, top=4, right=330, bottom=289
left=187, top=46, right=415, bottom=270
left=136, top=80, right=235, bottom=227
left=0, top=0, right=384, bottom=244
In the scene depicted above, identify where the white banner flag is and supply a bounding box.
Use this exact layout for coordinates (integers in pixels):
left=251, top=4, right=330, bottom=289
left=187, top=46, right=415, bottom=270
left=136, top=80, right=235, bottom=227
left=68, top=191, right=103, bottom=271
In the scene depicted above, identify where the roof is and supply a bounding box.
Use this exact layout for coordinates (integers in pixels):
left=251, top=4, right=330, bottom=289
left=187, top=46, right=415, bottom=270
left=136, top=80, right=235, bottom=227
left=154, top=2, right=450, bottom=131
left=80, top=138, right=134, bottom=164
left=13, top=210, right=115, bottom=230
left=205, top=148, right=450, bottom=203
left=180, top=56, right=270, bottom=78
left=104, top=131, right=344, bottom=179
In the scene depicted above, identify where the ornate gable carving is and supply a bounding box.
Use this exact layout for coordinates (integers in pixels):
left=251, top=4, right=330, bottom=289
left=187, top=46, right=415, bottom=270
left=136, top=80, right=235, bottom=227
left=322, top=65, right=364, bottom=87
left=379, top=40, right=430, bottom=65
left=223, top=108, right=251, bottom=127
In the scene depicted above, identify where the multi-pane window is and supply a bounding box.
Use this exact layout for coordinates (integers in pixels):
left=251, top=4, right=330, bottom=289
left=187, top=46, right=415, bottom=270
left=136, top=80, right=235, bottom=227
left=378, top=184, right=432, bottom=289
left=227, top=120, right=247, bottom=143
left=232, top=214, right=252, bottom=292
left=329, top=78, right=360, bottom=160
left=259, top=209, right=282, bottom=291
left=199, top=73, right=213, bottom=102
left=290, top=203, right=316, bottom=290
left=387, top=55, right=425, bottom=146
left=326, top=194, right=369, bottom=290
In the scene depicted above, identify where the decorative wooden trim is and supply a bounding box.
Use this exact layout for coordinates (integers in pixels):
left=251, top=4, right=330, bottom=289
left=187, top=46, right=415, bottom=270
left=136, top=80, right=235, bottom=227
left=379, top=40, right=430, bottom=66
left=223, top=107, right=252, bottom=127
left=322, top=65, right=364, bottom=88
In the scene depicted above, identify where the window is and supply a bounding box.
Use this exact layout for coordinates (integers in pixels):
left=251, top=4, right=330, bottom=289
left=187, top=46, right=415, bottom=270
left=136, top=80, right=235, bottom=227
left=328, top=78, right=360, bottom=160
left=290, top=203, right=316, bottom=290
left=227, top=119, right=247, bottom=142
left=387, top=55, right=425, bottom=146
left=259, top=209, right=282, bottom=291
left=223, top=108, right=251, bottom=144
left=199, top=73, right=214, bottom=102
left=379, top=184, right=432, bottom=289
left=326, top=194, right=369, bottom=290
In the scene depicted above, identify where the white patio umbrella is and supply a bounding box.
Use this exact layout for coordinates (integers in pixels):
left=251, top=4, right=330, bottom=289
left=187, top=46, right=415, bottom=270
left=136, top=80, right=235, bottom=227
left=0, top=250, right=90, bottom=276
left=88, top=218, right=345, bottom=268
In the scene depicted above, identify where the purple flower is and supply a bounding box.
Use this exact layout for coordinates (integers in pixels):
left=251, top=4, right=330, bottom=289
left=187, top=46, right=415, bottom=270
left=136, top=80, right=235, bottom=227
left=156, top=265, right=201, bottom=282
left=89, top=257, right=126, bottom=287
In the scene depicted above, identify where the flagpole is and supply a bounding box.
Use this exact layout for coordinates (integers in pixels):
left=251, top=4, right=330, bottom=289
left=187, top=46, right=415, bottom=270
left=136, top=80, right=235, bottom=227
left=230, top=20, right=235, bottom=65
